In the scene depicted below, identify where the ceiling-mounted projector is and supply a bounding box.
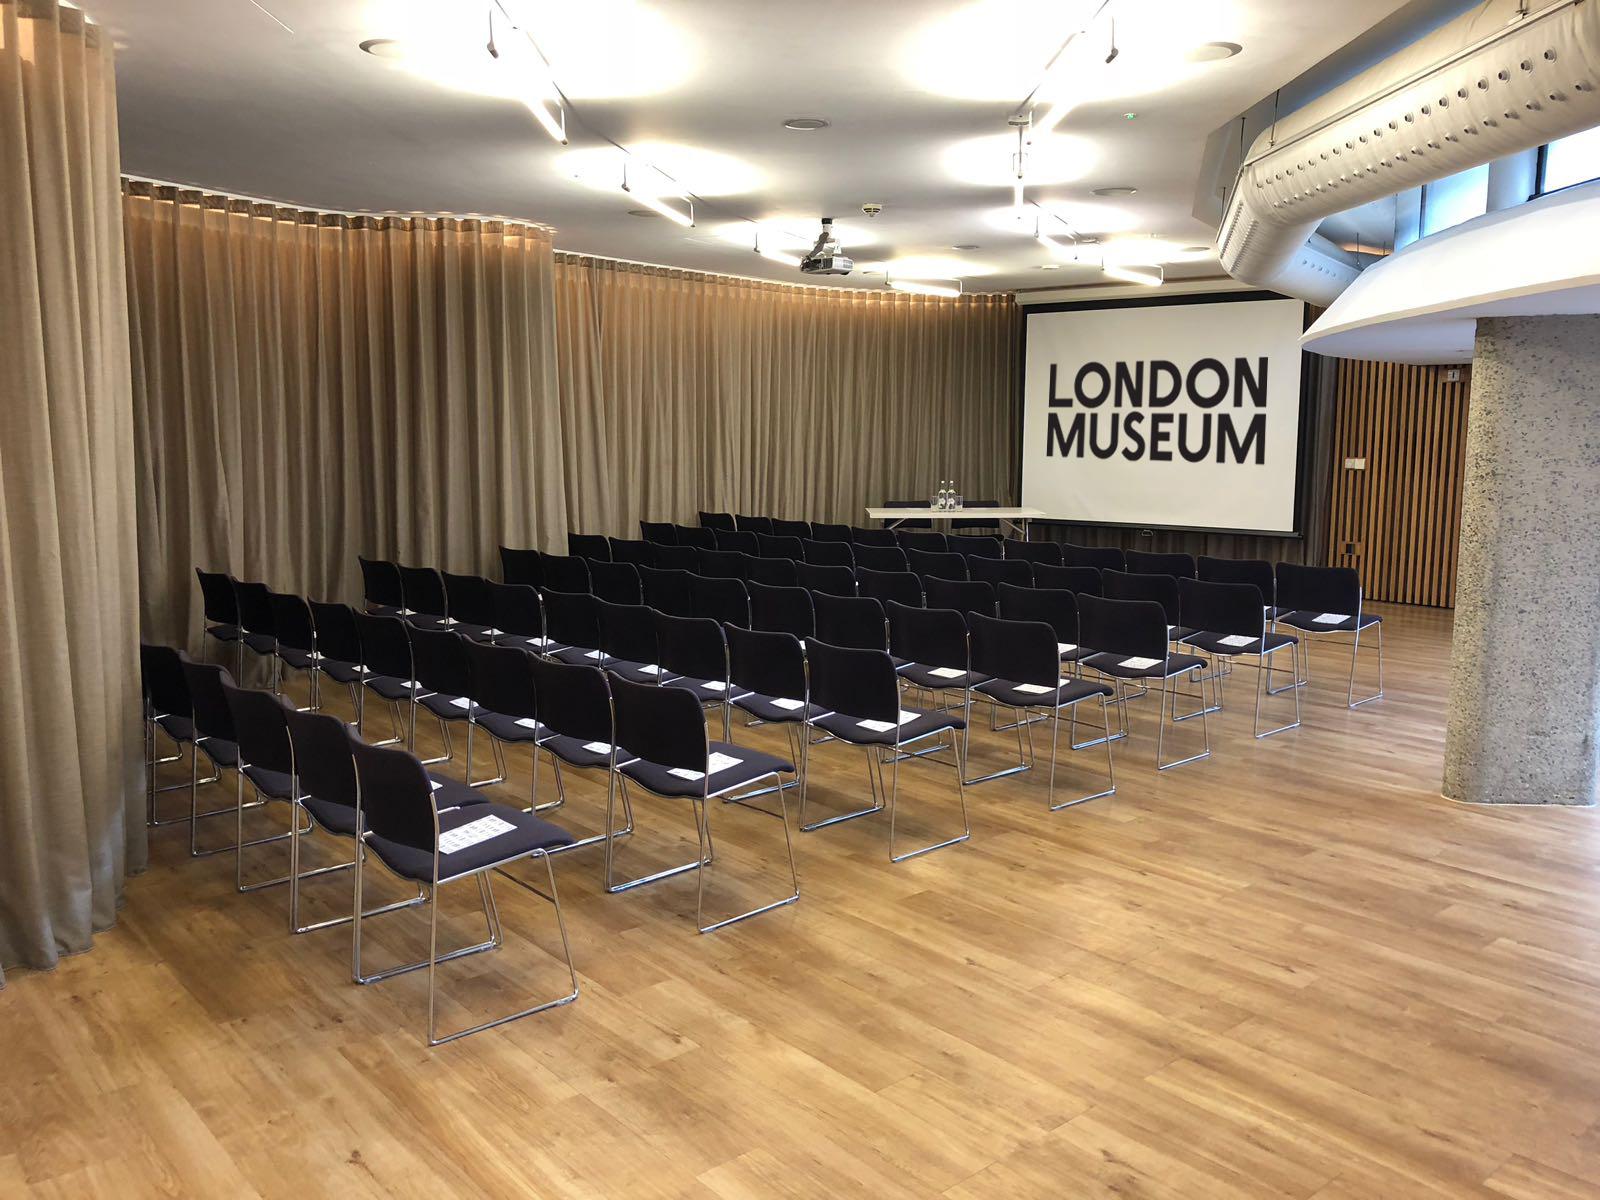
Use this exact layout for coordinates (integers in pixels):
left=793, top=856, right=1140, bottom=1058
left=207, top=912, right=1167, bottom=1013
left=800, top=217, right=853, bottom=276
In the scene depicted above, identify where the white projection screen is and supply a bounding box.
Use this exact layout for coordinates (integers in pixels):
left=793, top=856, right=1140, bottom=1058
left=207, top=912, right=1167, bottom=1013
left=1021, top=293, right=1307, bottom=534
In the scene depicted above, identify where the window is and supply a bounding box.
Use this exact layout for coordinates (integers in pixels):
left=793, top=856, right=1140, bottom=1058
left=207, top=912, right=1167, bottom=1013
left=1538, top=124, right=1600, bottom=194
left=1419, top=164, right=1489, bottom=237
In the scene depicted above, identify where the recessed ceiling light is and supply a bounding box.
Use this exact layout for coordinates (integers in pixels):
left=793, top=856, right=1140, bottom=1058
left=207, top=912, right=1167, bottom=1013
left=627, top=209, right=662, bottom=218
left=1092, top=187, right=1138, bottom=197
left=952, top=244, right=980, bottom=251
left=1037, top=264, right=1061, bottom=270
left=783, top=117, right=830, bottom=131
left=358, top=38, right=405, bottom=59
left=1187, top=41, right=1244, bottom=63
left=1182, top=244, right=1212, bottom=254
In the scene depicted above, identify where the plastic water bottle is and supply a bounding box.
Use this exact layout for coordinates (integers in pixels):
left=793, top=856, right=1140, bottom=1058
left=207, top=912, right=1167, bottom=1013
left=952, top=481, right=962, bottom=510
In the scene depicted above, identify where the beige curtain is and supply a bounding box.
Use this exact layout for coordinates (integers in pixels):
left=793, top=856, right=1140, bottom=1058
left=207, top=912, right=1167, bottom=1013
left=553, top=254, right=1020, bottom=535
left=124, top=187, right=568, bottom=649
left=0, top=0, right=142, bottom=983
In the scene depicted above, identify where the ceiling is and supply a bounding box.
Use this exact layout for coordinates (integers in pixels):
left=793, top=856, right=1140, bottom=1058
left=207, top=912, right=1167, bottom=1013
left=91, top=0, right=1418, bottom=293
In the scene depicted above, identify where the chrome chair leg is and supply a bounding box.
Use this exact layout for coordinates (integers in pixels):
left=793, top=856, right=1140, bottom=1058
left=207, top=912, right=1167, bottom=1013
left=1348, top=622, right=1385, bottom=707
left=888, top=728, right=971, bottom=863
left=1253, top=644, right=1303, bottom=738
left=695, top=775, right=801, bottom=934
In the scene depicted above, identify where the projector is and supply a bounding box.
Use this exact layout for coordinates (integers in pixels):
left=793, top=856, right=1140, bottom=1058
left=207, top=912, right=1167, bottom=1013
left=800, top=217, right=853, bottom=276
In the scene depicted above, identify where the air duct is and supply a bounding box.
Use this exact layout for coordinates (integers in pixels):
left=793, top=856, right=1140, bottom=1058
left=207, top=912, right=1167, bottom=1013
left=1218, top=0, right=1600, bottom=301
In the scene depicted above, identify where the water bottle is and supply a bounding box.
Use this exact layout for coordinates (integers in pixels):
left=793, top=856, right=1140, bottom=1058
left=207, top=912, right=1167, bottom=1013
left=952, top=481, right=962, bottom=510
left=939, top=481, right=949, bottom=511
left=930, top=480, right=941, bottom=509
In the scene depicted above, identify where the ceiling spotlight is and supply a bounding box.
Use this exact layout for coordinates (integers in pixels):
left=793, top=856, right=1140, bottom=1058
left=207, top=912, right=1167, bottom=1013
left=1092, top=186, right=1138, bottom=197
left=358, top=38, right=405, bottom=58
left=783, top=117, right=830, bottom=131
left=486, top=11, right=566, bottom=145
left=1186, top=41, right=1243, bottom=63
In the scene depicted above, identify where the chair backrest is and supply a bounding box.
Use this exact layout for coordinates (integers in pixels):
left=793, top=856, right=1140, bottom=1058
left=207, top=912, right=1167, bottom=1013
left=465, top=639, right=538, bottom=719
left=1276, top=562, right=1363, bottom=616
left=221, top=680, right=295, bottom=774
left=886, top=601, right=969, bottom=673
left=651, top=545, right=700, bottom=572
left=1197, top=555, right=1275, bottom=607
left=690, top=575, right=750, bottom=628
left=769, top=519, right=813, bottom=539
left=181, top=659, right=237, bottom=743
left=357, top=557, right=403, bottom=610
left=696, top=548, right=748, bottom=580
left=883, top=500, right=933, bottom=531
left=852, top=544, right=909, bottom=572
left=598, top=601, right=659, bottom=666
left=951, top=500, right=1002, bottom=533
left=608, top=539, right=657, bottom=568
left=672, top=524, right=717, bottom=549
left=349, top=739, right=436, bottom=856
left=698, top=511, right=736, bottom=531
left=967, top=613, right=1060, bottom=689
left=801, top=539, right=854, bottom=568
left=540, top=554, right=592, bottom=595
left=806, top=639, right=900, bottom=722
left=1124, top=550, right=1197, bottom=579
left=948, top=534, right=1003, bottom=559
left=734, top=514, right=774, bottom=535
left=813, top=591, right=888, bottom=650
left=796, top=562, right=857, bottom=597
left=541, top=589, right=601, bottom=652
left=309, top=600, right=362, bottom=666
left=609, top=675, right=708, bottom=777
left=1077, top=594, right=1169, bottom=660
left=527, top=655, right=613, bottom=744
left=639, top=566, right=696, bottom=617
left=394, top=565, right=444, bottom=619
left=849, top=526, right=898, bottom=547
left=269, top=592, right=315, bottom=652
left=748, top=582, right=815, bottom=639
left=855, top=567, right=923, bottom=609
left=487, top=582, right=544, bottom=642
left=896, top=530, right=949, bottom=552
left=809, top=522, right=853, bottom=543
left=922, top=576, right=996, bottom=618
left=1002, top=539, right=1064, bottom=565
left=745, top=555, right=799, bottom=587
left=410, top=626, right=472, bottom=698
left=754, top=533, right=805, bottom=561
left=725, top=625, right=806, bottom=701
left=499, top=546, right=543, bottom=588
left=588, top=560, right=643, bottom=605
left=713, top=528, right=760, bottom=556
left=906, top=548, right=967, bottom=580
left=196, top=568, right=240, bottom=625
left=968, top=557, right=1033, bottom=588
left=654, top=612, right=729, bottom=685
left=1102, top=570, right=1181, bottom=627
left=234, top=580, right=276, bottom=638
left=997, top=583, right=1078, bottom=647
left=1062, top=542, right=1126, bottom=571
left=1033, top=563, right=1103, bottom=595
left=354, top=611, right=414, bottom=681
left=1179, top=578, right=1266, bottom=640
left=442, top=572, right=495, bottom=627
left=141, top=643, right=192, bottom=717
left=568, top=532, right=611, bottom=561
left=639, top=521, right=677, bottom=545
left=284, top=707, right=358, bottom=808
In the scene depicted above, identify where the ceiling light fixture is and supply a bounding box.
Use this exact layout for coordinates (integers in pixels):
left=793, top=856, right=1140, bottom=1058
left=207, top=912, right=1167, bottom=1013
left=621, top=160, right=694, bottom=227
left=626, top=209, right=661, bottom=218
left=1103, top=262, right=1164, bottom=286
left=358, top=38, right=405, bottom=58
left=486, top=7, right=567, bottom=145
left=1092, top=186, right=1138, bottom=197
left=753, top=229, right=802, bottom=267
left=1008, top=114, right=1031, bottom=212
left=782, top=117, right=830, bottom=131
left=952, top=244, right=980, bottom=251
left=1186, top=41, right=1243, bottom=62
left=888, top=277, right=963, bottom=298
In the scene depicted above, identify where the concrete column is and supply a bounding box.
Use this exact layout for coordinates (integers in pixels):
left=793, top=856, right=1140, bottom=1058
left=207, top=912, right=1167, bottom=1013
left=1443, top=316, right=1600, bottom=806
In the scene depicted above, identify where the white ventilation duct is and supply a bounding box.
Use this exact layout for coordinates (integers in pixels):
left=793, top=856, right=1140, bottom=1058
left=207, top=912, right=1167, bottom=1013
left=1218, top=0, right=1600, bottom=302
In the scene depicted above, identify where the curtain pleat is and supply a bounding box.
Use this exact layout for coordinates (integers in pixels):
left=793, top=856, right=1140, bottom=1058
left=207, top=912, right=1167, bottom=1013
left=0, top=0, right=142, bottom=983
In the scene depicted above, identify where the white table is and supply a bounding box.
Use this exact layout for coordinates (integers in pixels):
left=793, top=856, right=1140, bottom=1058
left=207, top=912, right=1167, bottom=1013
left=865, top=507, right=1046, bottom=539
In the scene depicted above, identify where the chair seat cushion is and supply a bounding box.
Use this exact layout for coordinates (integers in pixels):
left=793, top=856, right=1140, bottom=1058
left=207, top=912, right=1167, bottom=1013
left=277, top=646, right=319, bottom=671
left=731, top=692, right=825, bottom=723
left=154, top=712, right=195, bottom=743
left=320, top=658, right=370, bottom=685
left=665, top=675, right=746, bottom=704
left=551, top=645, right=603, bottom=666
left=242, top=763, right=295, bottom=800
left=473, top=710, right=546, bottom=743
left=205, top=623, right=242, bottom=642
left=366, top=802, right=574, bottom=884
left=605, top=659, right=681, bottom=687
left=242, top=631, right=277, bottom=654
left=496, top=634, right=565, bottom=654
left=811, top=705, right=964, bottom=747
left=540, top=733, right=636, bottom=770
left=427, top=773, right=492, bottom=813
left=1182, top=630, right=1297, bottom=656
left=418, top=692, right=478, bottom=721
left=1082, top=651, right=1207, bottom=679
left=898, top=663, right=992, bottom=691
left=195, top=734, right=239, bottom=769
left=618, top=741, right=795, bottom=799
left=974, top=677, right=1113, bottom=709
left=1277, top=610, right=1381, bottom=634
left=302, top=793, right=361, bottom=837
left=365, top=674, right=426, bottom=701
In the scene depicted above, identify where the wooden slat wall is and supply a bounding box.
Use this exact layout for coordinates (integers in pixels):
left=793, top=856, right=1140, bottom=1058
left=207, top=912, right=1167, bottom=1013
left=1326, top=361, right=1472, bottom=607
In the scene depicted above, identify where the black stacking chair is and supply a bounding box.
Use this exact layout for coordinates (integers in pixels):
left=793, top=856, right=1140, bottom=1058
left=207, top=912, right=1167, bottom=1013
left=652, top=545, right=701, bottom=572
left=696, top=548, right=748, bottom=580
left=853, top=545, right=910, bottom=573
left=1063, top=542, right=1126, bottom=571
left=965, top=613, right=1116, bottom=809
left=727, top=625, right=816, bottom=799
left=796, top=562, right=857, bottom=597
left=802, top=640, right=968, bottom=861
left=882, top=500, right=932, bottom=530
left=968, top=557, right=1033, bottom=588
left=499, top=546, right=543, bottom=588
left=997, top=583, right=1087, bottom=671
left=801, top=539, right=854, bottom=568
left=308, top=600, right=369, bottom=713
left=397, top=565, right=449, bottom=627
left=597, top=601, right=670, bottom=686
left=856, top=567, right=923, bottom=610
left=526, top=655, right=633, bottom=828
left=588, top=560, right=643, bottom=605
left=221, top=680, right=328, bottom=899
left=733, top=514, right=774, bottom=535
left=1178, top=577, right=1301, bottom=737
left=541, top=589, right=603, bottom=665
left=639, top=565, right=696, bottom=618
left=1078, top=594, right=1210, bottom=770
left=233, top=579, right=279, bottom=683
left=358, top=557, right=405, bottom=615
left=182, top=659, right=291, bottom=862
left=672, top=524, right=717, bottom=549
left=1034, top=563, right=1103, bottom=595
left=748, top=582, right=815, bottom=642
left=713, top=529, right=760, bottom=556
left=603, top=675, right=798, bottom=933
left=655, top=612, right=737, bottom=736
left=353, top=611, right=422, bottom=748
left=441, top=571, right=498, bottom=640
left=813, top=591, right=889, bottom=651
left=1274, top=562, right=1383, bottom=707
left=907, top=548, right=967, bottom=580
left=886, top=601, right=982, bottom=695
left=639, top=521, right=677, bottom=545
left=698, top=511, right=736, bottom=531
left=140, top=644, right=212, bottom=829
left=540, top=554, right=591, bottom=595
left=569, top=533, right=611, bottom=561
left=690, top=575, right=750, bottom=628
left=410, top=626, right=486, bottom=771
left=1103, top=570, right=1192, bottom=642
left=744, top=555, right=799, bottom=587
left=608, top=539, right=657, bottom=568
left=1125, top=550, right=1197, bottom=579
left=770, top=519, right=813, bottom=539
left=348, top=737, right=577, bottom=1046
left=849, top=526, right=897, bottom=547
left=269, top=592, right=320, bottom=703
left=810, top=522, right=853, bottom=543
left=923, top=576, right=996, bottom=618
left=754, top=533, right=805, bottom=561
left=949, top=534, right=1003, bottom=559
left=952, top=500, right=1002, bottom=534
left=897, top=530, right=949, bottom=553
left=1003, top=539, right=1063, bottom=565
left=1199, top=556, right=1282, bottom=618
left=196, top=568, right=243, bottom=656
left=486, top=582, right=550, bottom=650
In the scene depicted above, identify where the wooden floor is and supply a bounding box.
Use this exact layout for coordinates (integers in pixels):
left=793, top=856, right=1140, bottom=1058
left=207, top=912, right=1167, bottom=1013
left=5, top=604, right=1600, bottom=1199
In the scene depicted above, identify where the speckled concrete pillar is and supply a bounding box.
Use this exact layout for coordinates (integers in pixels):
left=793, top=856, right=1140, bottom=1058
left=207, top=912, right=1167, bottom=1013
left=1443, top=316, right=1600, bottom=806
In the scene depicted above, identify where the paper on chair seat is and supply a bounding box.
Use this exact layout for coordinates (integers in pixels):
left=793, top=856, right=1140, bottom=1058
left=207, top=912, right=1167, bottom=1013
left=668, top=751, right=744, bottom=782
left=638, top=664, right=663, bottom=675
left=1119, top=656, right=1160, bottom=670
left=439, top=814, right=517, bottom=854
left=1314, top=612, right=1349, bottom=624
left=448, top=696, right=474, bottom=709
left=429, top=779, right=443, bottom=791
left=702, top=680, right=727, bottom=691
left=398, top=608, right=416, bottom=616
left=859, top=709, right=920, bottom=732
left=1058, top=642, right=1077, bottom=655
left=772, top=697, right=804, bottom=711
left=1219, top=634, right=1256, bottom=648
left=583, top=741, right=614, bottom=755
left=526, top=636, right=553, bottom=647
left=515, top=717, right=541, bottom=730
left=484, top=627, right=503, bottom=636
left=927, top=667, right=966, bottom=679
left=584, top=649, right=603, bottom=659
left=1015, top=683, right=1055, bottom=694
